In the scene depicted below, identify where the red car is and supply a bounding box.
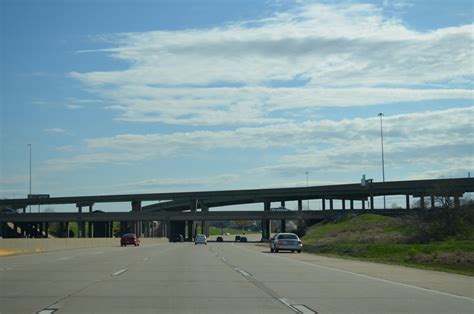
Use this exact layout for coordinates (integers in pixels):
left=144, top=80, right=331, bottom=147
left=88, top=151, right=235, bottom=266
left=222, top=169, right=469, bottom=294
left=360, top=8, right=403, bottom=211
left=120, top=233, right=140, bottom=247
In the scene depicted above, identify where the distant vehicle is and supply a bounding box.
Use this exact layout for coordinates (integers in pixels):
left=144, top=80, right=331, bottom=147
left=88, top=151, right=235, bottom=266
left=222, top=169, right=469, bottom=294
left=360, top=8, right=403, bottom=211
left=195, top=234, right=207, bottom=245
left=174, top=234, right=184, bottom=242
left=270, top=233, right=302, bottom=253
left=270, top=206, right=290, bottom=211
left=240, top=236, right=247, bottom=242
left=216, top=236, right=224, bottom=242
left=1, top=208, right=17, bottom=214
left=234, top=235, right=241, bottom=242
left=225, top=232, right=230, bottom=236
left=120, top=233, right=140, bottom=247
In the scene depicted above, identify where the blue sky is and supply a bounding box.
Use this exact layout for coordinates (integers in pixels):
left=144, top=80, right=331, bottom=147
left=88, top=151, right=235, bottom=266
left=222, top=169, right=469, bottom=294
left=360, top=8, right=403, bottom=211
left=1, top=0, right=473, bottom=211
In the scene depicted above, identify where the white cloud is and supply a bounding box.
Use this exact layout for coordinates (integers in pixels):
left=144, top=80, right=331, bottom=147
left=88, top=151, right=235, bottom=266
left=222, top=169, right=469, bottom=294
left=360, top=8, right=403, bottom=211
left=43, top=107, right=473, bottom=178
left=66, top=104, right=83, bottom=110
left=68, top=2, right=473, bottom=126
left=44, top=128, right=66, bottom=133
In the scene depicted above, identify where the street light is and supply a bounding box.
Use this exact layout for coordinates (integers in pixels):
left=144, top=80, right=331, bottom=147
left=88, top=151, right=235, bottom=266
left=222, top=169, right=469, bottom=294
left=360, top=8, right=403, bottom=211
left=27, top=143, right=32, bottom=213
left=305, top=171, right=309, bottom=210
left=378, top=113, right=386, bottom=209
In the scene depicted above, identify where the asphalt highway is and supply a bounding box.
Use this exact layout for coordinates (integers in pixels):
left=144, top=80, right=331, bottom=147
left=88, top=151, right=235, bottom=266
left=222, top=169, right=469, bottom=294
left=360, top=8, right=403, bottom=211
left=1, top=240, right=473, bottom=314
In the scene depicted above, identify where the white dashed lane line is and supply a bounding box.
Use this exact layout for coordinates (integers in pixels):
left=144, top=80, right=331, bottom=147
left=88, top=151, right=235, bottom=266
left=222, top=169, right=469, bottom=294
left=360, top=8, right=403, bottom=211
left=111, top=268, right=128, bottom=276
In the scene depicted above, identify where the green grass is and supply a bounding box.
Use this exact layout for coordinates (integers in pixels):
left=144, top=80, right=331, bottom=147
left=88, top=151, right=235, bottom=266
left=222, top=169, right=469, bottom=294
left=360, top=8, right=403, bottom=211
left=302, top=214, right=474, bottom=275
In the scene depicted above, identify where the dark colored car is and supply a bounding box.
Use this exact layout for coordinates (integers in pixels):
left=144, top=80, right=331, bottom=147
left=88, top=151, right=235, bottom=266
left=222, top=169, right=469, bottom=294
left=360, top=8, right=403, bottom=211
left=234, top=235, right=241, bottom=242
left=174, top=234, right=184, bottom=242
left=240, top=236, right=247, bottom=242
left=216, top=236, right=224, bottom=242
left=120, top=233, right=140, bottom=247
left=1, top=208, right=17, bottom=214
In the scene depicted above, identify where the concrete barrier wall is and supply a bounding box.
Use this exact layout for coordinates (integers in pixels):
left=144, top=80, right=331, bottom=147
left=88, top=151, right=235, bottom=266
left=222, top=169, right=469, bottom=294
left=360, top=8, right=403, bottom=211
left=0, top=238, right=168, bottom=256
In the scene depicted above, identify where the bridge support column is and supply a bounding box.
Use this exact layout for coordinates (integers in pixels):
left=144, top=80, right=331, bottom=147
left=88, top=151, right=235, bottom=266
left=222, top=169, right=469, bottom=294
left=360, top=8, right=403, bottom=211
left=350, top=199, right=354, bottom=210
left=280, top=220, right=286, bottom=233
left=406, top=195, right=410, bottom=209
left=297, top=200, right=303, bottom=226
left=370, top=196, right=374, bottom=210
left=362, top=200, right=366, bottom=210
left=329, top=199, right=333, bottom=210
left=322, top=198, right=326, bottom=211
left=431, top=196, right=435, bottom=208
left=201, top=205, right=209, bottom=237
left=78, top=222, right=86, bottom=238
left=186, top=199, right=197, bottom=241
left=342, top=199, right=346, bottom=210
left=262, top=202, right=271, bottom=240
left=281, top=201, right=285, bottom=208
left=420, top=196, right=425, bottom=209
left=109, top=221, right=114, bottom=237
left=132, top=200, right=142, bottom=237
left=0, top=222, right=4, bottom=238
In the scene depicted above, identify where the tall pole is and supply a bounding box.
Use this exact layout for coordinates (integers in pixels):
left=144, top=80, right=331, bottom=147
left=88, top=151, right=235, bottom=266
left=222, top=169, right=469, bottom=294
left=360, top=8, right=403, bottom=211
left=28, top=144, right=32, bottom=213
left=305, top=171, right=309, bottom=210
left=378, top=113, right=386, bottom=209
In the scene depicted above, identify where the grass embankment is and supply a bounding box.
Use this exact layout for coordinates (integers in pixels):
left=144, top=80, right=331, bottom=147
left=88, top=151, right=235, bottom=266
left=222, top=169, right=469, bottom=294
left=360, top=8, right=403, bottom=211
left=302, top=214, right=474, bottom=275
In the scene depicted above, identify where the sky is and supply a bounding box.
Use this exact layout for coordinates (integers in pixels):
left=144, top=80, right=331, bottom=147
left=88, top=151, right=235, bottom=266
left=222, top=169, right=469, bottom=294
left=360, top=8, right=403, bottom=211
left=1, top=0, right=473, bottom=212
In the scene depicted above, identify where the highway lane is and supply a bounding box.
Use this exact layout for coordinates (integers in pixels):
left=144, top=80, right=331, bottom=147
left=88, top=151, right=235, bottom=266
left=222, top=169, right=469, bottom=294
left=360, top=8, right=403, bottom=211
left=0, top=242, right=290, bottom=314
left=1, top=241, right=473, bottom=313
left=215, top=243, right=474, bottom=313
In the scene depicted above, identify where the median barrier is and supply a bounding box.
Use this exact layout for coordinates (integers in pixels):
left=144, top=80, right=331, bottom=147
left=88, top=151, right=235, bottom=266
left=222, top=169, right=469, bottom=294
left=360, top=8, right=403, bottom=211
left=0, top=237, right=168, bottom=256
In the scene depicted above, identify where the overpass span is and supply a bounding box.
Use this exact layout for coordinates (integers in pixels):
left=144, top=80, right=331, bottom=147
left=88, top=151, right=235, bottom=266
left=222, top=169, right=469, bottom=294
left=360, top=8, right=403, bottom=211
left=1, top=178, right=472, bottom=240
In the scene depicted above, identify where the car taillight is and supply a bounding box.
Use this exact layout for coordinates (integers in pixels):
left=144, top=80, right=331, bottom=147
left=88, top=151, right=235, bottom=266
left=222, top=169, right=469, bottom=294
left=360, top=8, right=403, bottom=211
left=278, top=240, right=283, bottom=245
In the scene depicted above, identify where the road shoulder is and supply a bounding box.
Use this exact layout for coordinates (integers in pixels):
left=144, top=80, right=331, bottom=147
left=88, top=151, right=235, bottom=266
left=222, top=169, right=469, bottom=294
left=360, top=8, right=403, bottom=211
left=246, top=242, right=474, bottom=299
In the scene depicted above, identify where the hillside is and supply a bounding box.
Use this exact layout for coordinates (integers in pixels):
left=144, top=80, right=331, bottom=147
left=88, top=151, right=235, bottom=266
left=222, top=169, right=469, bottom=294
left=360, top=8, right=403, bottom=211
left=302, top=213, right=474, bottom=275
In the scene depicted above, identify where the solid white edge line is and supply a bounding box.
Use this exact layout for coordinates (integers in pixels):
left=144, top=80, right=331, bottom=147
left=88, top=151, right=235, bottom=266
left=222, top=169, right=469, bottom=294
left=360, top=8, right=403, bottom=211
left=143, top=257, right=149, bottom=261
left=236, top=244, right=474, bottom=302
left=111, top=268, right=128, bottom=276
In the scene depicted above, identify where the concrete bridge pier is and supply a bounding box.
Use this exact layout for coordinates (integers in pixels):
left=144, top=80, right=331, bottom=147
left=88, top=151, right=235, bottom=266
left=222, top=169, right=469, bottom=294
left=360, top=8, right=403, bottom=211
left=261, top=201, right=271, bottom=240
left=132, top=201, right=142, bottom=237
left=201, top=204, right=209, bottom=237
left=280, top=220, right=286, bottom=233
left=297, top=200, right=303, bottom=226
left=406, top=195, right=410, bottom=209
left=350, top=199, right=354, bottom=210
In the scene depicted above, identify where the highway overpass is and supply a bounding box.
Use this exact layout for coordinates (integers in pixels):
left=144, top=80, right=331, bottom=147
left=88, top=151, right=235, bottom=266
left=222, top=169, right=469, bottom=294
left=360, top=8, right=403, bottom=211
left=1, top=178, right=473, bottom=240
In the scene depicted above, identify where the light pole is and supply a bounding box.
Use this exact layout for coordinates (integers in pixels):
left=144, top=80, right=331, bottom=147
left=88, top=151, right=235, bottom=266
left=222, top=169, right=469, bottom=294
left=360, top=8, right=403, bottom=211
left=378, top=113, right=386, bottom=209
left=27, top=144, right=32, bottom=213
left=305, top=171, right=309, bottom=210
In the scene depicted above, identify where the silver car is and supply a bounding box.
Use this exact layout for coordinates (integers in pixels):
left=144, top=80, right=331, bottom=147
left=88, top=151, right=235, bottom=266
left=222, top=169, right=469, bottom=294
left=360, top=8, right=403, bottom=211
left=270, top=233, right=302, bottom=253
left=194, top=234, right=207, bottom=245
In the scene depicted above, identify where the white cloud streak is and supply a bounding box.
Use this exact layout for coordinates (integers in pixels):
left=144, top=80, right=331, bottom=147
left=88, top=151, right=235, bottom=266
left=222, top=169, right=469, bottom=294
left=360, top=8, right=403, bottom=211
left=68, top=2, right=473, bottom=126
left=44, top=107, right=473, bottom=178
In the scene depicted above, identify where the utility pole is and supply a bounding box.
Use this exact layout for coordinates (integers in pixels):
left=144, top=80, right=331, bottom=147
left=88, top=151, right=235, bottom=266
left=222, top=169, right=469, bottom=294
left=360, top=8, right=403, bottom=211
left=305, top=171, right=309, bottom=210
left=28, top=144, right=32, bottom=213
left=378, top=113, right=386, bottom=209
